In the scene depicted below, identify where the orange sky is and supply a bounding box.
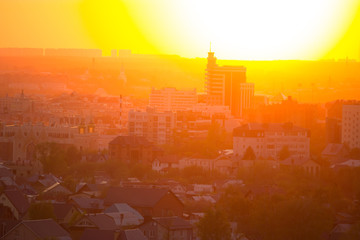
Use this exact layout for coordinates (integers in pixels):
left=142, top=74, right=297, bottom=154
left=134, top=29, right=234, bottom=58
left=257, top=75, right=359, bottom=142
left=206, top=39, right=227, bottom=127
left=0, top=0, right=359, bottom=60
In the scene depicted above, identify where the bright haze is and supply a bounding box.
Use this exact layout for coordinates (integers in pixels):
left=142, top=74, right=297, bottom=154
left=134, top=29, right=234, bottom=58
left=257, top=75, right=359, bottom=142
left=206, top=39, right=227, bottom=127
left=1, top=0, right=359, bottom=60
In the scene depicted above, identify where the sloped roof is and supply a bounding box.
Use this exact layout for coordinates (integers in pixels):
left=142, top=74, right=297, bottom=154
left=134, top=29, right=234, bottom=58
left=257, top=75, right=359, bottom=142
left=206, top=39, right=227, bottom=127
left=331, top=223, right=352, bottom=233
left=153, top=216, right=192, bottom=230
left=0, top=165, right=13, bottom=178
left=2, top=189, right=30, bottom=215
left=337, top=159, right=360, bottom=167
left=77, top=183, right=103, bottom=193
left=52, top=203, right=75, bottom=220
left=21, top=219, right=71, bottom=239
left=109, top=136, right=152, bottom=146
left=104, top=187, right=177, bottom=207
left=87, top=214, right=117, bottom=230
left=71, top=197, right=104, bottom=210
left=322, top=143, right=344, bottom=156
left=118, top=229, right=147, bottom=240
left=105, top=203, right=142, bottom=216
left=43, top=182, right=72, bottom=195
left=80, top=229, right=115, bottom=240
left=104, top=203, right=144, bottom=226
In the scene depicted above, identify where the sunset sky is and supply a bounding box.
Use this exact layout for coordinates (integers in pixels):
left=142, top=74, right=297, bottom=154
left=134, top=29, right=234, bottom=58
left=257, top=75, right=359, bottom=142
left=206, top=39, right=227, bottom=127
left=0, top=0, right=359, bottom=60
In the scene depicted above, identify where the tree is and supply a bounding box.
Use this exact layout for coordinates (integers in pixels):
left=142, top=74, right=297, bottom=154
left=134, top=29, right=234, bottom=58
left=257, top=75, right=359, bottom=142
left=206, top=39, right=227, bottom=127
left=197, top=208, right=231, bottom=240
left=278, top=145, right=290, bottom=161
left=246, top=197, right=333, bottom=240
left=217, top=185, right=250, bottom=229
left=243, top=146, right=256, bottom=160
left=35, top=142, right=67, bottom=175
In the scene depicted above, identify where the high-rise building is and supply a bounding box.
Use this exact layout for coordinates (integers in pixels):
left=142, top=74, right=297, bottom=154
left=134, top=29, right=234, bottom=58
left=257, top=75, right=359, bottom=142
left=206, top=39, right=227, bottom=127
left=342, top=104, right=360, bottom=149
left=149, top=87, right=197, bottom=112
left=205, top=52, right=254, bottom=117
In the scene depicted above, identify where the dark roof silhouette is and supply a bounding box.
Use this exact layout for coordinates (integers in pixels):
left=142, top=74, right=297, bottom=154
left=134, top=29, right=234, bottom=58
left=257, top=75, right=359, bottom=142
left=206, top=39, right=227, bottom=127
left=118, top=229, right=147, bottom=240
left=52, top=203, right=75, bottom=220
left=80, top=229, right=115, bottom=240
left=2, top=189, right=29, bottom=215
left=4, top=219, right=71, bottom=239
left=322, top=143, right=345, bottom=156
left=109, top=136, right=152, bottom=146
left=153, top=216, right=192, bottom=230
left=70, top=197, right=104, bottom=210
left=105, top=187, right=178, bottom=207
left=85, top=214, right=117, bottom=230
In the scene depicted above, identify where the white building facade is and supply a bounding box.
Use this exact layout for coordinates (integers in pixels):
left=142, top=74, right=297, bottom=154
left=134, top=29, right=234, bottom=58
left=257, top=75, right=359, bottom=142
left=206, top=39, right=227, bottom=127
left=149, top=87, right=197, bottom=112
left=233, top=123, right=310, bottom=160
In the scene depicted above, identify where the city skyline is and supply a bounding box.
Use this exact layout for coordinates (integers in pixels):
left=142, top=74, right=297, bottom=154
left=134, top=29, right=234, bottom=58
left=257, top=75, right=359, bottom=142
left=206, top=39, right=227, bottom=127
left=1, top=1, right=360, bottom=240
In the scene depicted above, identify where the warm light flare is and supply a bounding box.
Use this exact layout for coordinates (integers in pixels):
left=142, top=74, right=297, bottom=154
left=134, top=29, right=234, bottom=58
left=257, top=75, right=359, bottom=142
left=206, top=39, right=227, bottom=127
left=0, top=0, right=359, bottom=60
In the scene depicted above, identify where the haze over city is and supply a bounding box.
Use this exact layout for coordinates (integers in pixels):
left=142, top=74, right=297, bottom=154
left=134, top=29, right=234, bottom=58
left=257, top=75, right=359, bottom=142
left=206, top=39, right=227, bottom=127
left=0, top=1, right=360, bottom=240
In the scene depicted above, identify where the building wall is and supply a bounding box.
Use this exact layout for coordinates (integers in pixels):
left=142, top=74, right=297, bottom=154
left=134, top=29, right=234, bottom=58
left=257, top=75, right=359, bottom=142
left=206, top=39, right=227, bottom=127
left=128, top=109, right=176, bottom=145
left=109, top=144, right=155, bottom=164
left=233, top=125, right=310, bottom=160
left=154, top=193, right=183, bottom=217
left=149, top=88, right=197, bottom=112
left=342, top=105, right=360, bottom=149
left=178, top=158, right=215, bottom=171
left=140, top=220, right=166, bottom=240
left=0, top=123, right=98, bottom=163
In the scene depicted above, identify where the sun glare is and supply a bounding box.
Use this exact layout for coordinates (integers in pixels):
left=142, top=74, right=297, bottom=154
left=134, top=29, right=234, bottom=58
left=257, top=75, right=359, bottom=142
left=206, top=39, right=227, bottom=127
left=80, top=0, right=359, bottom=60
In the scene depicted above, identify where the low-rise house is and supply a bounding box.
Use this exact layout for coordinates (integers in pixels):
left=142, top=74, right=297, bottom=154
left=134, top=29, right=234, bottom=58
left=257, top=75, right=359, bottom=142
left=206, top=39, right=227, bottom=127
left=104, top=203, right=144, bottom=227
left=70, top=213, right=117, bottom=240
left=81, top=153, right=108, bottom=163
left=140, top=216, right=193, bottom=240
left=68, top=197, right=104, bottom=214
left=27, top=174, right=61, bottom=193
left=108, top=136, right=162, bottom=165
left=0, top=189, right=29, bottom=220
left=152, top=155, right=180, bottom=173
left=329, top=223, right=354, bottom=240
left=280, top=158, right=321, bottom=176
left=192, top=195, right=216, bottom=204
left=331, top=159, right=360, bottom=169
left=76, top=183, right=106, bottom=198
left=105, top=187, right=183, bottom=218
left=71, top=214, right=117, bottom=230
left=52, top=202, right=82, bottom=226
left=193, top=184, right=214, bottom=194
left=322, top=143, right=348, bottom=164
left=41, top=182, right=72, bottom=200
left=2, top=219, right=72, bottom=240
left=178, top=157, right=215, bottom=171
